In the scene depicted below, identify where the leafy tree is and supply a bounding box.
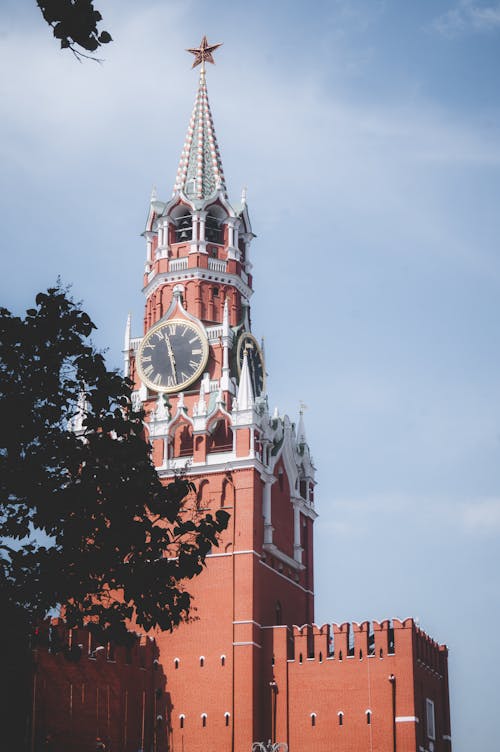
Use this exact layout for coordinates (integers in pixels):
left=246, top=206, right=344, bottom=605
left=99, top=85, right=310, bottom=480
left=0, top=285, right=229, bottom=644
left=36, top=0, right=112, bottom=60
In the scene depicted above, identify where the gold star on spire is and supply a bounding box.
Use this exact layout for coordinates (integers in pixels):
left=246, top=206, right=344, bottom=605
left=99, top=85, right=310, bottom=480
left=186, top=36, right=223, bottom=72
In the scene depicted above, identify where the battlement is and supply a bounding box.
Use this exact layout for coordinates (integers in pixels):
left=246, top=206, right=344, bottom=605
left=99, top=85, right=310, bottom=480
left=287, top=617, right=446, bottom=671
left=33, top=618, right=159, bottom=670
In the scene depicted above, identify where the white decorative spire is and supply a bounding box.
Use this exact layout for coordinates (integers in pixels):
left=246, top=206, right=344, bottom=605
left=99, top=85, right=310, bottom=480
left=123, top=313, right=131, bottom=378
left=241, top=186, right=247, bottom=205
left=297, top=403, right=307, bottom=445
left=195, top=376, right=208, bottom=417
left=237, top=351, right=254, bottom=411
left=173, top=67, right=227, bottom=201
left=70, top=390, right=89, bottom=433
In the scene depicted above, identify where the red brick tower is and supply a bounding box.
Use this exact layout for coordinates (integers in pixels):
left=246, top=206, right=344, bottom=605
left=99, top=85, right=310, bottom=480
left=32, top=39, right=451, bottom=752
left=125, top=39, right=317, bottom=752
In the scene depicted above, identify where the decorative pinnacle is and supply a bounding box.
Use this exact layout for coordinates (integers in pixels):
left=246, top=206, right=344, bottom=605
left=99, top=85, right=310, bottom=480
left=186, top=36, right=223, bottom=73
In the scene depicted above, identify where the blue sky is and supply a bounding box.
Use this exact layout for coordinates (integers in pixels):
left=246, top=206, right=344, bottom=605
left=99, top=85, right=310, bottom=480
left=1, top=1, right=500, bottom=749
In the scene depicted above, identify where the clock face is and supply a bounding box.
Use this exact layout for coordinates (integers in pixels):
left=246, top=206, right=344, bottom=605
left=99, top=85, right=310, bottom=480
left=236, top=332, right=265, bottom=397
left=137, top=318, right=208, bottom=393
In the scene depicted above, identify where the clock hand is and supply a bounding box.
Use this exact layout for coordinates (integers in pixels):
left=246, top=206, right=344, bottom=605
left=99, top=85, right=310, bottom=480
left=163, top=332, right=178, bottom=382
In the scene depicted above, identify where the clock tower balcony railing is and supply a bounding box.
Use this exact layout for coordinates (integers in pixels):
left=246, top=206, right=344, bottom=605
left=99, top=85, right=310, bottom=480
left=145, top=252, right=248, bottom=286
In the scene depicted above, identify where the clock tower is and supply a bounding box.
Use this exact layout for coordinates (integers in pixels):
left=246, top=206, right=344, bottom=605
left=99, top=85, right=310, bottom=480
left=125, top=39, right=317, bottom=751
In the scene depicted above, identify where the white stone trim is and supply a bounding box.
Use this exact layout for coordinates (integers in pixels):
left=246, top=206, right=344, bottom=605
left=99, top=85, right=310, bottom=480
left=259, top=559, right=313, bottom=595
left=396, top=716, right=419, bottom=723
left=143, top=268, right=253, bottom=301
left=233, top=641, right=262, bottom=648
left=263, top=542, right=305, bottom=571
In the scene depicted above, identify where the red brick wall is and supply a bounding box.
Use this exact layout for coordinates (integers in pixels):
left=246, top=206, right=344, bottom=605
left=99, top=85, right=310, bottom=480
left=261, top=618, right=451, bottom=752
left=31, top=620, right=167, bottom=752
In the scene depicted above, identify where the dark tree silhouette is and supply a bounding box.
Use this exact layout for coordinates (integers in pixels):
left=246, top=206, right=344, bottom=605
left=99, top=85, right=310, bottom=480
left=36, top=0, right=112, bottom=60
left=0, top=285, right=229, bottom=642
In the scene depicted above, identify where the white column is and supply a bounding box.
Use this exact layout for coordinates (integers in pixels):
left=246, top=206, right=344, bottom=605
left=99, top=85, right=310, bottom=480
left=293, top=504, right=303, bottom=562
left=190, top=215, right=199, bottom=253
left=263, top=481, right=273, bottom=544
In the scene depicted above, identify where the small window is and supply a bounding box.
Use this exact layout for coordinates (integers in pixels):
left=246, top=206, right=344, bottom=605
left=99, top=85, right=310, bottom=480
left=379, top=648, right=383, bottom=658
left=201, top=713, right=207, bottom=728
left=311, top=713, right=316, bottom=727
left=200, top=656, right=205, bottom=667
left=338, top=650, right=343, bottom=661
left=426, top=698, right=436, bottom=740
left=299, top=653, right=303, bottom=664
left=338, top=712, right=343, bottom=726
left=366, top=710, right=372, bottom=725
left=224, top=712, right=230, bottom=727
left=179, top=715, right=185, bottom=729
left=174, top=658, right=179, bottom=669
left=359, top=649, right=363, bottom=660
left=221, top=655, right=226, bottom=667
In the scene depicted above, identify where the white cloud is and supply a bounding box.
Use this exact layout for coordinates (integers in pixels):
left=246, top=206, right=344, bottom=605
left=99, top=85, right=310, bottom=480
left=319, top=494, right=500, bottom=539
left=459, top=497, right=500, bottom=533
left=433, top=0, right=500, bottom=37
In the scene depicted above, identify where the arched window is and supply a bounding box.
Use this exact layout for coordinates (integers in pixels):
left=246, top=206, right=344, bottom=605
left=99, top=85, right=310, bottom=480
left=201, top=713, right=207, bottom=728
left=173, top=423, right=193, bottom=458
left=207, top=420, right=233, bottom=453
left=359, top=649, right=363, bottom=660
left=221, top=654, right=226, bottom=667
left=338, top=650, right=343, bottom=661
left=179, top=715, right=185, bottom=729
left=205, top=212, right=223, bottom=244
left=205, top=205, right=226, bottom=245
left=174, top=658, right=179, bottom=669
left=200, top=656, right=205, bottom=667
left=338, top=712, right=344, bottom=726
left=311, top=713, right=316, bottom=727
left=366, top=710, right=372, bottom=725
left=224, top=712, right=230, bottom=727
left=299, top=653, right=303, bottom=664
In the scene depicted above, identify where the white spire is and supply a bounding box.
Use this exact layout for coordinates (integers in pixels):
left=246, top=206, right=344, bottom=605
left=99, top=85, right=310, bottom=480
left=297, top=403, right=307, bottom=445
left=123, top=313, right=131, bottom=378
left=195, top=374, right=208, bottom=416
left=241, top=185, right=247, bottom=205
left=237, top=351, right=254, bottom=411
